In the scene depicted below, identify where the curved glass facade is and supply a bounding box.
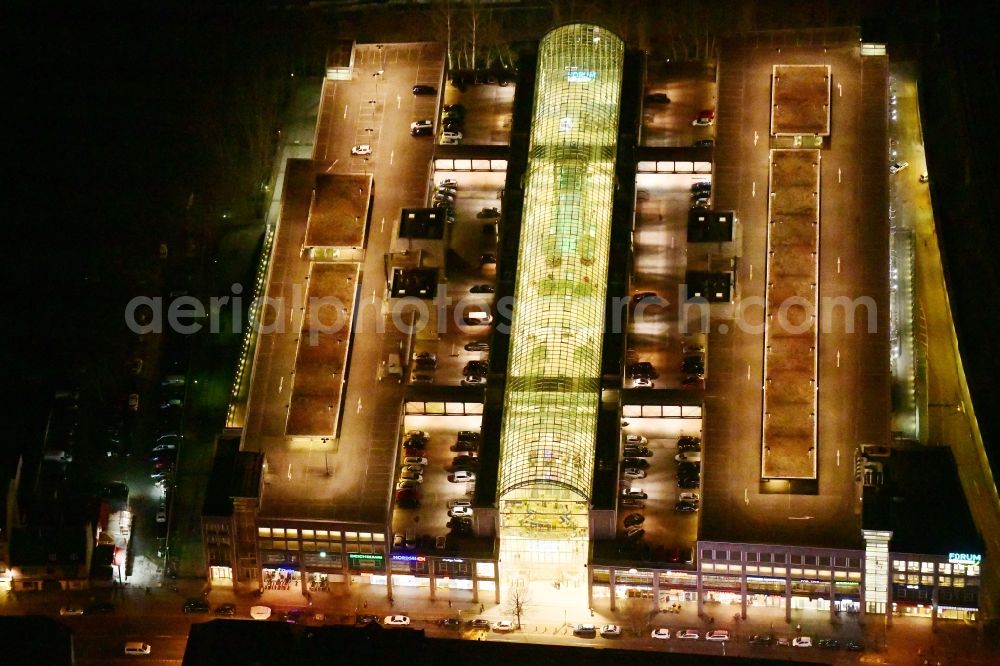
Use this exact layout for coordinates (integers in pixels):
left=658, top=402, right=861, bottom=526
left=497, top=24, right=624, bottom=504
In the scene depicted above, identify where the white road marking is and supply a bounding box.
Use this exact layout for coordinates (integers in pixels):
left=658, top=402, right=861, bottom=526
left=356, top=397, right=363, bottom=414
left=343, top=105, right=348, bottom=119
left=837, top=256, right=841, bottom=273
left=397, top=95, right=401, bottom=109
left=380, top=217, right=385, bottom=233
left=753, top=130, right=759, bottom=146
left=287, top=464, right=292, bottom=480
left=836, top=350, right=841, bottom=368
left=752, top=181, right=756, bottom=197
left=838, top=82, right=842, bottom=97
left=837, top=450, right=841, bottom=467
left=390, top=149, right=394, bottom=165
left=749, top=263, right=753, bottom=280
left=744, top=488, right=749, bottom=505
left=747, top=364, right=751, bottom=381
left=838, top=168, right=842, bottom=183
left=278, top=377, right=284, bottom=394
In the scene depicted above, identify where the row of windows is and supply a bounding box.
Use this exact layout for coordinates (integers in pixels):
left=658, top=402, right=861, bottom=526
left=892, top=574, right=974, bottom=588
left=702, top=563, right=863, bottom=580
left=894, top=585, right=978, bottom=604
left=892, top=560, right=979, bottom=577
left=702, top=550, right=862, bottom=569
left=257, top=528, right=385, bottom=543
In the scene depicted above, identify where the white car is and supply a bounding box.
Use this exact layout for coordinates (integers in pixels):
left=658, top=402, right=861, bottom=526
left=448, top=506, right=473, bottom=518
left=402, top=456, right=428, bottom=466
left=675, top=452, right=702, bottom=463
left=650, top=628, right=671, bottom=639
left=351, top=144, right=372, bottom=156
left=492, top=620, right=515, bottom=632
left=410, top=120, right=433, bottom=131
left=625, top=434, right=648, bottom=445
left=633, top=377, right=654, bottom=388
left=442, top=130, right=463, bottom=141
left=384, top=615, right=411, bottom=626
left=600, top=624, right=621, bottom=637
left=448, top=499, right=472, bottom=508
left=450, top=471, right=476, bottom=483
left=155, top=509, right=167, bottom=524
left=250, top=605, right=272, bottom=620
left=792, top=636, right=812, bottom=647
left=400, top=470, right=424, bottom=483
left=59, top=606, right=84, bottom=616
left=676, top=629, right=700, bottom=640
left=462, top=375, right=487, bottom=386
left=679, top=492, right=701, bottom=503
left=889, top=161, right=908, bottom=174
left=622, top=468, right=646, bottom=479
left=706, top=629, right=730, bottom=641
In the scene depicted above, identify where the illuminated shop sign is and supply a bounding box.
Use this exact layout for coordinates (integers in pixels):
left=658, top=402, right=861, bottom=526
left=948, top=553, right=982, bottom=565
left=348, top=553, right=383, bottom=562
left=442, top=558, right=464, bottom=563
left=391, top=554, right=426, bottom=562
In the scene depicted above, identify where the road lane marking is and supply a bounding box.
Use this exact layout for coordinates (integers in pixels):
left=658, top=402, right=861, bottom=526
left=397, top=95, right=401, bottom=109
left=357, top=397, right=363, bottom=414
left=747, top=364, right=751, bottom=381
left=753, top=130, right=759, bottom=146
left=837, top=449, right=841, bottom=467
left=343, top=105, right=348, bottom=119
left=380, top=217, right=385, bottom=233
left=749, top=263, right=753, bottom=280
left=278, top=377, right=284, bottom=394
left=838, top=168, right=842, bottom=183
left=390, top=149, right=395, bottom=166
left=837, top=257, right=841, bottom=273
left=752, top=181, right=756, bottom=198
left=287, top=464, right=292, bottom=480
left=744, top=488, right=749, bottom=505
left=838, top=82, right=842, bottom=97
left=836, top=350, right=841, bottom=367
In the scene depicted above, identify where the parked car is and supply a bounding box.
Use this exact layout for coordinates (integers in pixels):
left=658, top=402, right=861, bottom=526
left=183, top=599, right=210, bottom=614
left=457, top=430, right=481, bottom=443
left=470, top=284, right=495, bottom=293
left=600, top=624, right=622, bottom=637
left=625, top=525, right=645, bottom=539
left=748, top=634, right=773, bottom=645
left=449, top=506, right=473, bottom=518
left=59, top=606, right=84, bottom=616
left=440, top=617, right=461, bottom=629
left=846, top=639, right=864, bottom=651
left=573, top=623, right=597, bottom=637
left=694, top=138, right=715, bottom=147
left=889, top=161, right=908, bottom=174
left=624, top=434, right=648, bottom=445
left=675, top=451, right=702, bottom=463
left=412, top=84, right=436, bottom=95
left=477, top=207, right=501, bottom=218
left=410, top=119, right=433, bottom=132
left=351, top=144, right=372, bottom=156
left=644, top=92, right=670, bottom=104
left=675, top=500, right=699, bottom=512
left=706, top=630, right=730, bottom=641
left=462, top=375, right=486, bottom=386
left=817, top=638, right=840, bottom=649
left=384, top=615, right=411, bottom=626
left=678, top=435, right=701, bottom=449
left=792, top=636, right=813, bottom=647
left=623, top=513, right=645, bottom=527
left=676, top=629, right=700, bottom=640
left=214, top=603, right=236, bottom=616
left=465, top=340, right=490, bottom=352
left=449, top=471, right=476, bottom=483
left=354, top=613, right=378, bottom=625
left=621, top=488, right=647, bottom=499
left=492, top=620, right=515, bottom=632
left=622, top=468, right=646, bottom=479
left=464, top=360, right=489, bottom=376
left=623, top=446, right=652, bottom=458
left=622, top=457, right=650, bottom=469
left=651, top=628, right=671, bottom=639
left=400, top=470, right=424, bottom=483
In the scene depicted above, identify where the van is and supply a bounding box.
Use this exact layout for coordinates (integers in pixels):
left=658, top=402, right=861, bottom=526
left=384, top=353, right=402, bottom=381
left=124, top=641, right=151, bottom=655
left=161, top=375, right=186, bottom=387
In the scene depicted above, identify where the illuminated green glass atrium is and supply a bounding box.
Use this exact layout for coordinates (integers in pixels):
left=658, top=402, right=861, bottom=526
left=497, top=24, right=624, bottom=583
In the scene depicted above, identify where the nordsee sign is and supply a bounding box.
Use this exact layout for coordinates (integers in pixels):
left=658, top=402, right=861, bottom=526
left=948, top=553, right=982, bottom=565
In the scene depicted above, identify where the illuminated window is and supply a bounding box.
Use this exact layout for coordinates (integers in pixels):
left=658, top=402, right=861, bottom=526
left=360, top=533, right=372, bottom=542
left=938, top=563, right=951, bottom=575
left=939, top=576, right=952, bottom=587
left=258, top=528, right=271, bottom=538
left=273, top=540, right=287, bottom=550
left=272, top=529, right=285, bottom=538
left=346, top=532, right=358, bottom=542
left=907, top=561, right=920, bottom=572
left=893, top=561, right=905, bottom=572
left=921, top=562, right=934, bottom=574
left=301, top=530, right=314, bottom=539
left=286, top=529, right=298, bottom=539
left=952, top=563, right=966, bottom=576
left=316, top=530, right=328, bottom=539
left=374, top=533, right=385, bottom=542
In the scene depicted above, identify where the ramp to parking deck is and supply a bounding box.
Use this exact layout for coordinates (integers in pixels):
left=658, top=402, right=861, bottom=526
left=762, top=149, right=820, bottom=479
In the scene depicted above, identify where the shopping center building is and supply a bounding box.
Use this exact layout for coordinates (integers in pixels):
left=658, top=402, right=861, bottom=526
left=201, top=25, right=983, bottom=625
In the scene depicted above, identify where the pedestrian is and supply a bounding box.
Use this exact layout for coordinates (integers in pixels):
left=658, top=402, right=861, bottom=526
left=480, top=603, right=484, bottom=613
left=448, top=600, right=452, bottom=608
left=363, top=600, right=367, bottom=609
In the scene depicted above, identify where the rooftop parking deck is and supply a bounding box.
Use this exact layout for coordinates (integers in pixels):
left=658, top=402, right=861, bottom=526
left=304, top=173, right=372, bottom=248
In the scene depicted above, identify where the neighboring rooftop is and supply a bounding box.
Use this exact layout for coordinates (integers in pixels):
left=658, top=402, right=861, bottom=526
left=770, top=64, right=831, bottom=136
left=1, top=616, right=75, bottom=666
left=203, top=436, right=263, bottom=517
left=687, top=209, right=734, bottom=243
left=182, top=620, right=780, bottom=666
left=762, top=149, right=819, bottom=479
left=864, top=447, right=983, bottom=556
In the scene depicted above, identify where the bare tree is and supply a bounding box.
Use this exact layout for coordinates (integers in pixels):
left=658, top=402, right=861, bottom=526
left=507, top=580, right=530, bottom=629
left=621, top=596, right=654, bottom=636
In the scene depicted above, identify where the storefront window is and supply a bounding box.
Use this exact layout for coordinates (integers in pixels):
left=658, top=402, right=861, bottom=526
left=301, top=530, right=314, bottom=539
left=286, top=529, right=298, bottom=539
left=272, top=528, right=285, bottom=538
left=302, top=541, right=316, bottom=551
left=476, top=562, right=496, bottom=578
left=273, top=540, right=287, bottom=550
left=773, top=567, right=786, bottom=576
left=346, top=532, right=358, bottom=541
